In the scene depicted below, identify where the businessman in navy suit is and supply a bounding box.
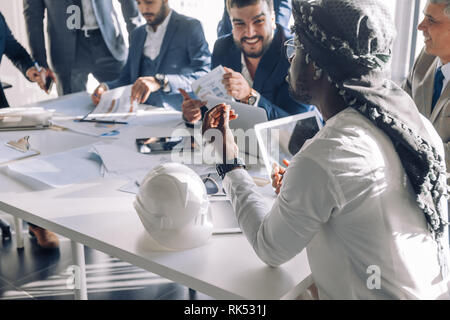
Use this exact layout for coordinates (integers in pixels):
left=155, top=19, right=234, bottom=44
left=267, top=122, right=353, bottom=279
left=0, top=12, right=61, bottom=249
left=23, top=0, right=141, bottom=95
left=217, top=0, right=292, bottom=37
left=182, top=0, right=313, bottom=123
left=92, top=0, right=211, bottom=111
left=0, top=12, right=48, bottom=108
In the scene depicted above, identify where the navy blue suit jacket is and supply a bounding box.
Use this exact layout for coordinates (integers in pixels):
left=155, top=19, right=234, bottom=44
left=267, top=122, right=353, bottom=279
left=217, top=0, right=292, bottom=37
left=106, top=11, right=211, bottom=110
left=212, top=24, right=313, bottom=120
left=0, top=12, right=34, bottom=108
left=23, top=0, right=140, bottom=73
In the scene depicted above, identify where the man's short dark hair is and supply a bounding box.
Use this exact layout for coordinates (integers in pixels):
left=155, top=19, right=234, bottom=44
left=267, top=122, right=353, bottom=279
left=226, top=0, right=274, bottom=14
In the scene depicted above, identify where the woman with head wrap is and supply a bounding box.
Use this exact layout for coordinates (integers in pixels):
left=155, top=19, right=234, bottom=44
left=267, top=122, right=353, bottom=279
left=202, top=0, right=450, bottom=299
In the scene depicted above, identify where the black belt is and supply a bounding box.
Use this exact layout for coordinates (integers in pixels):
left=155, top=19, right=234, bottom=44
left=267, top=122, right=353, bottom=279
left=78, top=28, right=101, bottom=38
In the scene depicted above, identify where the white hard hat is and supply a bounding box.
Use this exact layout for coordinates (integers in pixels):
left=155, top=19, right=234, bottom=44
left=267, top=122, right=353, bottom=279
left=134, top=163, right=213, bottom=250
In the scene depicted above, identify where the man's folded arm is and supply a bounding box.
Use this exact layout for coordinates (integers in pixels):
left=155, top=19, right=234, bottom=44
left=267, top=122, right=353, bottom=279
left=165, top=20, right=211, bottom=93
left=104, top=50, right=133, bottom=90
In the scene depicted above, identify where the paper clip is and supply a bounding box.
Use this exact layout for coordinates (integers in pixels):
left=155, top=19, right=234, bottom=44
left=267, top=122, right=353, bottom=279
left=5, top=136, right=31, bottom=153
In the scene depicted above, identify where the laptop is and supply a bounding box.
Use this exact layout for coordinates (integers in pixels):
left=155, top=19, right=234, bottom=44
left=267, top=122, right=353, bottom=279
left=255, top=110, right=324, bottom=178
left=204, top=95, right=268, bottom=160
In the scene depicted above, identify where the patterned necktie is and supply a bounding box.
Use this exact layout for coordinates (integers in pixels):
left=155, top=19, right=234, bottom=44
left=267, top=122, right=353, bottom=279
left=431, top=67, right=444, bottom=112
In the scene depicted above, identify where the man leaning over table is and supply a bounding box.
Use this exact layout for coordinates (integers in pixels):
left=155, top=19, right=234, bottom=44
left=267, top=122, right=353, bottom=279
left=92, top=0, right=211, bottom=111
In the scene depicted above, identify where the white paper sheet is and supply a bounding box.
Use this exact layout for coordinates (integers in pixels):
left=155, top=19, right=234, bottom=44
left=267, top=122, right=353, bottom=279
left=91, top=142, right=166, bottom=174
left=0, top=141, right=39, bottom=165
left=7, top=145, right=103, bottom=188
left=50, top=118, right=125, bottom=138
left=191, top=65, right=230, bottom=100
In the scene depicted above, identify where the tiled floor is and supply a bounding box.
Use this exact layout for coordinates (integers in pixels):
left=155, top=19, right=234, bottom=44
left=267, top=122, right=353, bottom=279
left=0, top=219, right=213, bottom=300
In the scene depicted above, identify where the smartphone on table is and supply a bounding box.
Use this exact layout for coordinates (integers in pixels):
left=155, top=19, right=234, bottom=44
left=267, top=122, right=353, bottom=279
left=136, top=136, right=199, bottom=154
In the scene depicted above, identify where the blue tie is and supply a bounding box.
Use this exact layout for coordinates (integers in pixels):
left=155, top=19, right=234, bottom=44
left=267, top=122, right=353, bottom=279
left=431, top=67, right=444, bottom=112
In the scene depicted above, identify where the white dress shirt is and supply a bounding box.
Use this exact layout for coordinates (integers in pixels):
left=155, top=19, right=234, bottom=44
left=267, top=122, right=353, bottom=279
left=437, top=59, right=450, bottom=95
left=143, top=10, right=172, bottom=61
left=240, top=53, right=260, bottom=106
left=223, top=108, right=450, bottom=299
left=81, top=0, right=99, bottom=30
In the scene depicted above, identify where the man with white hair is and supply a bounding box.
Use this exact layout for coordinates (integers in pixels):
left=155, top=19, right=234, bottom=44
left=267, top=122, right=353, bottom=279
left=403, top=0, right=450, bottom=181
left=202, top=0, right=450, bottom=299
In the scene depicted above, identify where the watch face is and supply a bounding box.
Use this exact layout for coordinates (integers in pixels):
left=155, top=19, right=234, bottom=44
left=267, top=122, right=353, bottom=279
left=248, top=95, right=257, bottom=105
left=155, top=74, right=165, bottom=86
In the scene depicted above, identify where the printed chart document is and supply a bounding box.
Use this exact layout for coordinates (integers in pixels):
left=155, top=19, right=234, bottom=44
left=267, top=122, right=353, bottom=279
left=86, top=85, right=138, bottom=122
left=191, top=65, right=230, bottom=100
left=51, top=86, right=138, bottom=137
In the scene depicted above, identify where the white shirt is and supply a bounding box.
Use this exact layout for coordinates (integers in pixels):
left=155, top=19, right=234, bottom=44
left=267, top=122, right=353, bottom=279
left=240, top=53, right=261, bottom=106
left=437, top=59, right=450, bottom=95
left=143, top=10, right=172, bottom=60
left=223, top=108, right=450, bottom=299
left=81, top=0, right=99, bottom=29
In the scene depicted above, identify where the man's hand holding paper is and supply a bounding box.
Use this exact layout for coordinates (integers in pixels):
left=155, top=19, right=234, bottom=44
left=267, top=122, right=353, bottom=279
left=222, top=66, right=252, bottom=101
left=131, top=76, right=162, bottom=104
left=179, top=88, right=207, bottom=124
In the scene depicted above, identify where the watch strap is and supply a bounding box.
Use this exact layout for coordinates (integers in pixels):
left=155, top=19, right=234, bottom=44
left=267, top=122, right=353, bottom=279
left=216, top=158, right=246, bottom=179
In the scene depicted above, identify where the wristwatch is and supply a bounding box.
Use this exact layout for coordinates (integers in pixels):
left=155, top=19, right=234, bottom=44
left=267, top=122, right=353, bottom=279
left=216, top=158, right=246, bottom=179
left=155, top=73, right=169, bottom=92
left=243, top=88, right=258, bottom=106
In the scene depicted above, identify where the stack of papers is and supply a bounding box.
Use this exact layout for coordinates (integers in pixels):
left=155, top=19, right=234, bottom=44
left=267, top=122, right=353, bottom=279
left=0, top=107, right=53, bottom=130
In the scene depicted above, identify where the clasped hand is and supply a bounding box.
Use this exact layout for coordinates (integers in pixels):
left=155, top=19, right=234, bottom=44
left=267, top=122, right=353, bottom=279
left=26, top=66, right=56, bottom=94
left=201, top=103, right=239, bottom=164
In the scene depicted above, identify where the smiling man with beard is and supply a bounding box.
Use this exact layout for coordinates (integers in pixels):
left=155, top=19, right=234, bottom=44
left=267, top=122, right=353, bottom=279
left=403, top=0, right=450, bottom=183
left=92, top=0, right=211, bottom=111
left=201, top=0, right=450, bottom=299
left=181, top=0, right=315, bottom=124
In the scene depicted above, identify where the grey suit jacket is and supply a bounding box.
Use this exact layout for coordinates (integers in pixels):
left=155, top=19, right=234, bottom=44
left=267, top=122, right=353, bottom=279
left=403, top=48, right=450, bottom=176
left=23, top=0, right=141, bottom=74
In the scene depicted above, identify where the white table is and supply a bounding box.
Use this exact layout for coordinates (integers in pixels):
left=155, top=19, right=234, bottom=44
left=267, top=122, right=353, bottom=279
left=0, top=93, right=312, bottom=300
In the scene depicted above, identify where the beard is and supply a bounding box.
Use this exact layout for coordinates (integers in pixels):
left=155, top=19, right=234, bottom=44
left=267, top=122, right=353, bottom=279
left=235, top=35, right=273, bottom=59
left=287, top=73, right=313, bottom=104
left=145, top=3, right=168, bottom=26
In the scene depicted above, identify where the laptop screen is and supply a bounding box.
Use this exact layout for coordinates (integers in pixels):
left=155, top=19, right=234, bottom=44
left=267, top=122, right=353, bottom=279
left=255, top=110, right=323, bottom=178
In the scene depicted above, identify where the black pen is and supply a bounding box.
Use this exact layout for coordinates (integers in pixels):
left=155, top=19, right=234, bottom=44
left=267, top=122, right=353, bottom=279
left=75, top=119, right=128, bottom=125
